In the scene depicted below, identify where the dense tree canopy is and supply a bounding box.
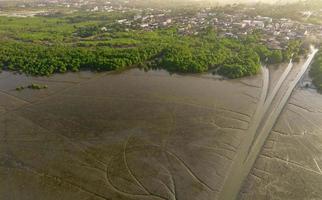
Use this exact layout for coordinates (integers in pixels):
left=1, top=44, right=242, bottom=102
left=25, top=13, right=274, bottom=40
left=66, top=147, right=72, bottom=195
left=268, top=50, right=283, bottom=64
left=0, top=14, right=307, bottom=79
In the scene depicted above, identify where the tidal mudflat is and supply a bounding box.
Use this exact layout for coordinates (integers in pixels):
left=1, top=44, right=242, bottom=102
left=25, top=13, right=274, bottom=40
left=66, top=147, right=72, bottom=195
left=0, top=69, right=261, bottom=200
left=240, top=88, right=322, bottom=200
left=0, top=66, right=321, bottom=200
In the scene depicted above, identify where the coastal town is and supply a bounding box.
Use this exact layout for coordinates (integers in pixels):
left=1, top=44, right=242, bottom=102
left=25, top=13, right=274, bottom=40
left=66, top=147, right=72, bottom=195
left=2, top=0, right=322, bottom=51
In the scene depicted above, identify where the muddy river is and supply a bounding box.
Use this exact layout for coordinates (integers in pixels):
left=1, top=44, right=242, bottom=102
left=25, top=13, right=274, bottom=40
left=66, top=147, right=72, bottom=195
left=0, top=65, right=321, bottom=200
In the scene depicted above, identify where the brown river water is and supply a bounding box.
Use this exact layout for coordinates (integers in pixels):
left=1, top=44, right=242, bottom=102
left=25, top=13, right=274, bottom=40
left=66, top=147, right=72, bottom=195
left=0, top=65, right=321, bottom=200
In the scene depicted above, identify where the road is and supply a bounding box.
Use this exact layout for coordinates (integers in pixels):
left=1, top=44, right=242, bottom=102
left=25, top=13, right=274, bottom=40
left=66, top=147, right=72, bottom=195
left=218, top=48, right=319, bottom=200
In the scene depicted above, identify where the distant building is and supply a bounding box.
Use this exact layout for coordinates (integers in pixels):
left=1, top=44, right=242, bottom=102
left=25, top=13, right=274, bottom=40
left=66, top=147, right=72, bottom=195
left=117, top=19, right=127, bottom=24
left=252, top=21, right=265, bottom=28
left=91, top=6, right=99, bottom=12
left=140, top=23, right=149, bottom=28
left=134, top=15, right=142, bottom=20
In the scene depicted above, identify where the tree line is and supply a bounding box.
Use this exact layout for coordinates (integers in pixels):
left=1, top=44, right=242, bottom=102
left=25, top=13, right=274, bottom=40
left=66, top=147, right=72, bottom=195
left=0, top=30, right=307, bottom=79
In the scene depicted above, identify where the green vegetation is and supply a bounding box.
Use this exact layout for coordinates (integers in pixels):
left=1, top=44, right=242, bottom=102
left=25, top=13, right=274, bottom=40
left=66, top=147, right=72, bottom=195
left=27, top=83, right=48, bottom=90
left=268, top=50, right=283, bottom=64
left=16, top=83, right=48, bottom=91
left=310, top=52, right=322, bottom=91
left=15, top=86, right=24, bottom=91
left=0, top=12, right=306, bottom=78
